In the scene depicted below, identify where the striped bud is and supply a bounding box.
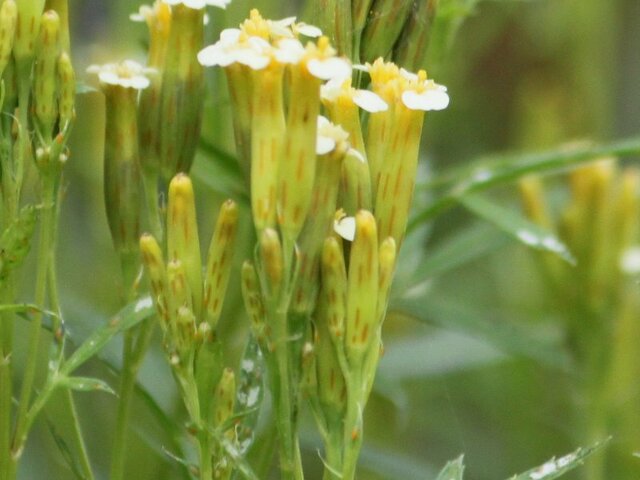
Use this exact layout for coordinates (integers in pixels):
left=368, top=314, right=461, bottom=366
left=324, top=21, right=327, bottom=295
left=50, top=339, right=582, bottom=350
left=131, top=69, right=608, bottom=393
left=277, top=63, right=323, bottom=242
left=33, top=10, right=60, bottom=141
left=103, top=86, right=143, bottom=278
left=250, top=65, right=285, bottom=233
left=259, top=228, right=283, bottom=295
left=0, top=0, right=17, bottom=78
left=167, top=259, right=193, bottom=315
left=44, top=0, right=69, bottom=52
left=158, top=5, right=205, bottom=179
left=203, top=200, right=239, bottom=330
left=314, top=0, right=352, bottom=57
left=393, top=0, right=439, bottom=71
left=352, top=0, right=374, bottom=40
left=213, top=368, right=236, bottom=428
left=341, top=149, right=372, bottom=215
left=376, top=237, right=396, bottom=323
left=167, top=174, right=203, bottom=318
left=360, top=0, right=413, bottom=63
left=57, top=51, right=75, bottom=127
left=241, top=261, right=267, bottom=346
left=321, top=237, right=347, bottom=343
left=14, top=0, right=45, bottom=65
left=140, top=233, right=172, bottom=329
left=345, top=211, right=379, bottom=363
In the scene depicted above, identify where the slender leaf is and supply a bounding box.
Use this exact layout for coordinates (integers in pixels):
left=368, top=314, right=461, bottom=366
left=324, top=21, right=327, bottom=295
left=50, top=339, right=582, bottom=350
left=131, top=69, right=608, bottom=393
left=62, top=296, right=154, bottom=375
left=194, top=140, right=248, bottom=203
left=58, top=376, right=116, bottom=396
left=506, top=439, right=610, bottom=480
left=45, top=419, right=87, bottom=480
left=390, top=295, right=571, bottom=369
left=436, top=455, right=465, bottom=480
left=410, top=137, right=640, bottom=228
left=459, top=193, right=575, bottom=264
left=0, top=303, right=59, bottom=319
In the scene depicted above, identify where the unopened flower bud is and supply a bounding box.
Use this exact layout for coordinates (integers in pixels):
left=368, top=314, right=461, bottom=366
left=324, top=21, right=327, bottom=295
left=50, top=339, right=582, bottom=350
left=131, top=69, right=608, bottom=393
left=140, top=233, right=172, bottom=329
left=33, top=10, right=61, bottom=141
left=45, top=0, right=69, bottom=52
left=167, top=174, right=203, bottom=317
left=393, top=0, right=439, bottom=71
left=57, top=51, right=75, bottom=127
left=213, top=368, right=236, bottom=427
left=203, top=200, right=239, bottom=330
left=241, top=261, right=267, bottom=345
left=0, top=0, right=17, bottom=78
left=260, top=228, right=284, bottom=295
left=341, top=149, right=372, bottom=215
left=360, top=0, right=413, bottom=63
left=376, top=237, right=396, bottom=322
left=321, top=236, right=347, bottom=342
left=14, top=0, right=46, bottom=65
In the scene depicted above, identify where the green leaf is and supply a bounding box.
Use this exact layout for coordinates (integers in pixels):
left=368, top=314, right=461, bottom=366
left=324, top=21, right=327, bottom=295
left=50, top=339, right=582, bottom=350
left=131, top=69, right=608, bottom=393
left=234, top=335, right=265, bottom=456
left=61, top=297, right=155, bottom=375
left=193, top=140, right=248, bottom=204
left=0, top=205, right=37, bottom=285
left=436, top=455, right=465, bottom=480
left=410, top=137, right=640, bottom=228
left=459, top=193, right=575, bottom=264
left=58, top=376, right=116, bottom=396
left=506, top=439, right=610, bottom=480
left=45, top=419, right=87, bottom=480
left=390, top=295, right=571, bottom=369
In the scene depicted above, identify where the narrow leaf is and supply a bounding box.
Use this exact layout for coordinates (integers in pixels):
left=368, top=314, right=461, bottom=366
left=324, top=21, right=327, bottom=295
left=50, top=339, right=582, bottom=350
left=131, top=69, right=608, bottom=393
left=411, top=137, right=640, bottom=227
left=45, top=420, right=87, bottom=480
left=436, top=455, right=465, bottom=480
left=506, top=439, right=610, bottom=480
left=234, top=336, right=265, bottom=455
left=62, top=296, right=154, bottom=375
left=459, top=193, right=575, bottom=264
left=58, top=376, right=116, bottom=396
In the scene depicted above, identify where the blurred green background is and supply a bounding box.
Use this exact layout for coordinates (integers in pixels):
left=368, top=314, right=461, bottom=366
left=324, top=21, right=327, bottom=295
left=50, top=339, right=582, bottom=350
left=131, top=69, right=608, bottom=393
left=15, top=0, right=640, bottom=478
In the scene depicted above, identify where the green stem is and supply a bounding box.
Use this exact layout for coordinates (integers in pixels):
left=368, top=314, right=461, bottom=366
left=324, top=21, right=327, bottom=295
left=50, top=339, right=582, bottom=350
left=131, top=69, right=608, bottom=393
left=143, top=171, right=163, bottom=242
left=342, top=373, right=365, bottom=480
left=9, top=177, right=56, bottom=477
left=198, top=429, right=213, bottom=480
left=0, top=285, right=14, bottom=480
left=322, top=425, right=343, bottom=480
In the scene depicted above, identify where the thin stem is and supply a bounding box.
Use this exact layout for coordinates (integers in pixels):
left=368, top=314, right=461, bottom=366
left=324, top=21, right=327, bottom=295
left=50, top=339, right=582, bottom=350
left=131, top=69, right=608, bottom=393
left=198, top=429, right=213, bottom=480
left=341, top=373, right=365, bottom=480
left=0, top=285, right=14, bottom=480
left=10, top=177, right=56, bottom=476
left=322, top=426, right=343, bottom=480
left=143, top=171, right=163, bottom=242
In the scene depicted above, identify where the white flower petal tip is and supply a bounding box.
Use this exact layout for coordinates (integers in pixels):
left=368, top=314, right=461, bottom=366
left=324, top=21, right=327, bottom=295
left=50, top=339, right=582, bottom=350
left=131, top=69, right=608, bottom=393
left=307, top=57, right=351, bottom=81
left=401, top=87, right=450, bottom=111
left=334, top=216, right=356, bottom=241
left=294, top=22, right=322, bottom=37
left=353, top=90, right=388, bottom=112
left=347, top=148, right=366, bottom=163
left=620, top=246, right=640, bottom=275
left=87, top=61, right=154, bottom=89
left=162, top=0, right=231, bottom=9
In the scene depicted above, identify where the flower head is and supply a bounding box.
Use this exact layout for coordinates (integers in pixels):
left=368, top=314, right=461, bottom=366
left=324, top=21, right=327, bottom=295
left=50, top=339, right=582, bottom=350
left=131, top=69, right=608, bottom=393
left=87, top=60, right=154, bottom=89
left=316, top=116, right=349, bottom=155
left=322, top=77, right=388, bottom=113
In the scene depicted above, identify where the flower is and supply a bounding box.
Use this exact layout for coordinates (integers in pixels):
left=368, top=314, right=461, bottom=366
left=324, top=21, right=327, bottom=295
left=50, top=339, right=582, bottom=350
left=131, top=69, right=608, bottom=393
left=316, top=116, right=349, bottom=155
left=321, top=77, right=388, bottom=113
left=161, top=0, right=230, bottom=9
left=334, top=210, right=356, bottom=241
left=198, top=29, right=273, bottom=70
left=86, top=60, right=154, bottom=89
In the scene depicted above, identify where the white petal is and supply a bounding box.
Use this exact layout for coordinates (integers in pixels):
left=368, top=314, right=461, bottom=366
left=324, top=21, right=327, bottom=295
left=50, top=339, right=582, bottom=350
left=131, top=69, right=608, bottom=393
left=130, top=76, right=151, bottom=89
left=129, top=13, right=145, bottom=22
left=352, top=64, right=369, bottom=72
left=274, top=38, right=304, bottom=64
left=197, top=45, right=225, bottom=66
left=307, top=57, right=351, bottom=80
left=296, top=23, right=322, bottom=37
left=334, top=216, right=356, bottom=241
left=206, top=0, right=230, bottom=8
left=353, top=89, right=388, bottom=112
left=238, top=50, right=271, bottom=70
left=399, top=68, right=418, bottom=81
left=220, top=28, right=241, bottom=45
left=98, top=71, right=119, bottom=85
left=320, top=78, right=342, bottom=101
left=402, top=89, right=450, bottom=111
left=316, top=136, right=336, bottom=155
left=183, top=0, right=206, bottom=8
left=317, top=115, right=331, bottom=129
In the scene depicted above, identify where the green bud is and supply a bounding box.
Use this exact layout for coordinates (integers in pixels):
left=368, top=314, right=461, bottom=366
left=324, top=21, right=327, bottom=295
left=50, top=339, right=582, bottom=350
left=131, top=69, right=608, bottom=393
left=57, top=51, right=75, bottom=128
left=0, top=0, right=17, bottom=78
left=314, top=0, right=352, bottom=58
left=341, top=149, right=372, bottom=216
left=203, top=199, right=239, bottom=330
left=376, top=237, right=396, bottom=323
left=315, top=305, right=347, bottom=420
left=213, top=367, right=236, bottom=428
left=241, top=261, right=268, bottom=347
left=250, top=65, right=285, bottom=233
left=352, top=0, right=374, bottom=40
left=158, top=5, right=205, bottom=179
left=225, top=64, right=253, bottom=176
left=103, top=85, right=143, bottom=274
left=140, top=233, right=172, bottom=330
left=167, top=259, right=193, bottom=314
left=346, top=211, right=379, bottom=363
left=360, top=0, right=413, bottom=63
left=167, top=173, right=203, bottom=318
left=277, top=63, right=322, bottom=242
left=291, top=141, right=347, bottom=315
left=260, top=228, right=283, bottom=296
left=14, top=0, right=45, bottom=64
left=393, top=0, right=439, bottom=71
left=321, top=237, right=347, bottom=344
left=167, top=259, right=197, bottom=355
left=33, top=10, right=60, bottom=141
left=2, top=57, right=17, bottom=116
left=44, top=0, right=69, bottom=52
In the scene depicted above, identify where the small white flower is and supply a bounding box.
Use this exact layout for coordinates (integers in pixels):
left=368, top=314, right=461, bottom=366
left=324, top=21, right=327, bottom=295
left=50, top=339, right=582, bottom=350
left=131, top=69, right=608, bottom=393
left=129, top=5, right=154, bottom=22
left=307, top=56, right=351, bottom=81
left=87, top=60, right=154, bottom=89
left=316, top=115, right=349, bottom=155
left=268, top=16, right=296, bottom=38
left=198, top=30, right=273, bottom=70
left=162, top=0, right=230, bottom=9
left=321, top=77, right=388, bottom=113
left=334, top=215, right=356, bottom=241
left=274, top=38, right=305, bottom=64
left=293, top=22, right=322, bottom=38
left=402, top=84, right=450, bottom=111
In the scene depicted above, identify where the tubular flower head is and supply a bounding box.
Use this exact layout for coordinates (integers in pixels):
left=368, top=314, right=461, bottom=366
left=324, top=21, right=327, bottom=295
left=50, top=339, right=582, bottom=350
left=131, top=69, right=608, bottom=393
left=275, top=35, right=350, bottom=80
left=87, top=60, right=153, bottom=90
left=366, top=58, right=449, bottom=111
left=161, top=0, right=230, bottom=9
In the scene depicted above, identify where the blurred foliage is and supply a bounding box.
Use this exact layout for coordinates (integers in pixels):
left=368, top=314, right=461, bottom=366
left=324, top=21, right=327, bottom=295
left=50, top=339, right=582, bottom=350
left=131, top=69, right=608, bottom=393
left=13, top=0, right=640, bottom=478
